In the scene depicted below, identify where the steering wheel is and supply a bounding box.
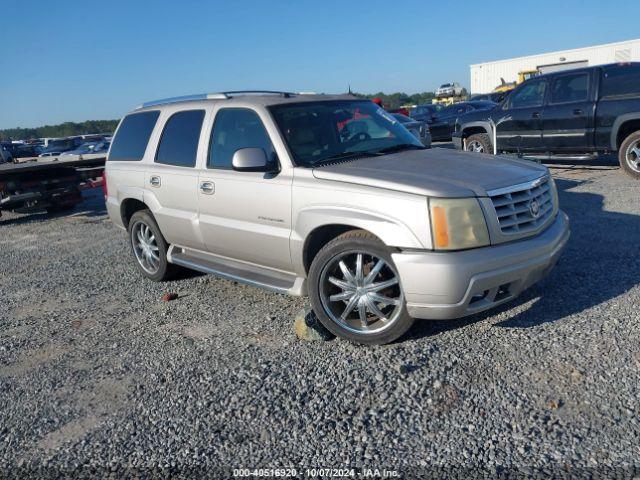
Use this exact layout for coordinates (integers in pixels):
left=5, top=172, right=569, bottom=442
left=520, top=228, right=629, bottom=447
left=349, top=132, right=371, bottom=143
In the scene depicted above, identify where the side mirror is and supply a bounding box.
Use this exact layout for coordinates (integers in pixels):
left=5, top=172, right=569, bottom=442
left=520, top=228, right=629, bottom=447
left=231, top=148, right=276, bottom=172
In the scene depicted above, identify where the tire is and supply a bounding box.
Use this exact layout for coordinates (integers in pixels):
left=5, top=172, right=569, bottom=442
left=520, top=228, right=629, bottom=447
left=618, top=130, right=640, bottom=180
left=308, top=230, right=415, bottom=345
left=128, top=210, right=177, bottom=281
left=465, top=133, right=493, bottom=154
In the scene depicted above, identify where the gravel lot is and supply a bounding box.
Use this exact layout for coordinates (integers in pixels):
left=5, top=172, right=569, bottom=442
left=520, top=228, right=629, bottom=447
left=1, top=156, right=639, bottom=478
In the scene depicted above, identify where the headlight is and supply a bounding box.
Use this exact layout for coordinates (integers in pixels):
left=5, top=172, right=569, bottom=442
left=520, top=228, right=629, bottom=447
left=548, top=175, right=559, bottom=214
left=429, top=198, right=490, bottom=250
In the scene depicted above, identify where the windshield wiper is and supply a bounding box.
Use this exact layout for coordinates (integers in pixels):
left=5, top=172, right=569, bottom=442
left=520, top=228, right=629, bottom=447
left=374, top=144, right=425, bottom=154
left=313, top=150, right=382, bottom=165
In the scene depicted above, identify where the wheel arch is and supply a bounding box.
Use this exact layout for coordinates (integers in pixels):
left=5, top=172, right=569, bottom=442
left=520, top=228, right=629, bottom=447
left=461, top=121, right=491, bottom=139
left=612, top=114, right=640, bottom=151
left=120, top=198, right=151, bottom=229
left=293, top=207, right=427, bottom=276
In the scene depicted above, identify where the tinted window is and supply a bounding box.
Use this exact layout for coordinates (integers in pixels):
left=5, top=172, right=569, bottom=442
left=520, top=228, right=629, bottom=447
left=155, top=110, right=205, bottom=167
left=550, top=73, right=589, bottom=103
left=601, top=65, right=640, bottom=98
left=509, top=80, right=547, bottom=108
left=109, top=111, right=160, bottom=161
left=209, top=109, right=275, bottom=169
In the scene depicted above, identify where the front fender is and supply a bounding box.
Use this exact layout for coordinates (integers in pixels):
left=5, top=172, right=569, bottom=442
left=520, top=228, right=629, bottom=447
left=610, top=113, right=640, bottom=150
left=290, top=204, right=430, bottom=275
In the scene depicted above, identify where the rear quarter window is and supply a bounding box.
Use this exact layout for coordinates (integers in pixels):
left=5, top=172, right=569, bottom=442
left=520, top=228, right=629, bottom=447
left=600, top=65, right=640, bottom=99
left=108, top=111, right=160, bottom=161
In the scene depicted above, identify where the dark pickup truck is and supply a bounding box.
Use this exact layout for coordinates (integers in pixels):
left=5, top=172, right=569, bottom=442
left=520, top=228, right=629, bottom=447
left=452, top=62, right=640, bottom=179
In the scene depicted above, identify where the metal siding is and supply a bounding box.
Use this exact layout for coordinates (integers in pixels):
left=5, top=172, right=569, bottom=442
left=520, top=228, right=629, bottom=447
left=470, top=39, right=640, bottom=93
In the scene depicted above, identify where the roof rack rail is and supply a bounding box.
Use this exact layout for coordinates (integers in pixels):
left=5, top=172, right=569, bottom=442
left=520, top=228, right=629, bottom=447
left=220, top=90, right=295, bottom=98
left=136, top=93, right=227, bottom=109
left=136, top=90, right=301, bottom=109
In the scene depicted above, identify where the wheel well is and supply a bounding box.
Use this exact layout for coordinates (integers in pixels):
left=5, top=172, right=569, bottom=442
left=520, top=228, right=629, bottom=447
left=462, top=126, right=488, bottom=138
left=303, top=225, right=360, bottom=274
left=120, top=198, right=148, bottom=229
left=616, top=119, right=640, bottom=150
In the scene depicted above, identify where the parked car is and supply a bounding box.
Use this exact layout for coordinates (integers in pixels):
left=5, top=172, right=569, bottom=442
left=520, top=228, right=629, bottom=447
left=452, top=62, right=640, bottom=179
left=469, top=91, right=509, bottom=103
left=435, top=82, right=464, bottom=98
left=106, top=92, right=569, bottom=345
left=389, top=107, right=410, bottom=117
left=391, top=113, right=431, bottom=147
left=0, top=144, right=13, bottom=164
left=61, top=140, right=110, bottom=156
left=429, top=101, right=497, bottom=141
left=409, top=104, right=443, bottom=123
left=39, top=138, right=83, bottom=157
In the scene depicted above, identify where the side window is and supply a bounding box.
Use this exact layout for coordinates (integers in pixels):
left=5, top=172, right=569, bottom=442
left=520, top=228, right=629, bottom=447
left=155, top=110, right=205, bottom=167
left=550, top=73, right=589, bottom=104
left=209, top=108, right=275, bottom=169
left=108, top=111, right=159, bottom=161
left=509, top=80, right=547, bottom=109
left=600, top=65, right=640, bottom=98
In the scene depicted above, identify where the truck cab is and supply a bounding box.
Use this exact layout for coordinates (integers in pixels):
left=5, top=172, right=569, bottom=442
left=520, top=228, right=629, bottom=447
left=453, top=63, right=640, bottom=179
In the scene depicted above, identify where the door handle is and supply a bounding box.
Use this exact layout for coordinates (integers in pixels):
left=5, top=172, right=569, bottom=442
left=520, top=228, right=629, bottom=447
left=149, top=176, right=161, bottom=187
left=200, top=181, right=215, bottom=194
left=531, top=112, right=541, bottom=119
left=573, top=108, right=583, bottom=115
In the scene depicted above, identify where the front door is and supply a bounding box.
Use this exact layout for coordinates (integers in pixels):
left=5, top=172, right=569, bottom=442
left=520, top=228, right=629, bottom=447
left=542, top=70, right=594, bottom=151
left=197, top=107, right=293, bottom=272
left=495, top=78, right=548, bottom=152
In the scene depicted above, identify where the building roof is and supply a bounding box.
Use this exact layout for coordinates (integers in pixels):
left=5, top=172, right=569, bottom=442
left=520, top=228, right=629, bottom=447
left=471, top=38, right=640, bottom=67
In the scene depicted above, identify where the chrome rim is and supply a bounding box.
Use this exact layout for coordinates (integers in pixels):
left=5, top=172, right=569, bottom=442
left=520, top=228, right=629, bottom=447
left=319, top=250, right=404, bottom=335
left=467, top=140, right=484, bottom=153
left=131, top=220, right=160, bottom=274
left=625, top=141, right=640, bottom=173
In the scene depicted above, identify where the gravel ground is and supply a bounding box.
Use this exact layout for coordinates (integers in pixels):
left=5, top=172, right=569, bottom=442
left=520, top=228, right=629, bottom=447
left=0, top=158, right=639, bottom=478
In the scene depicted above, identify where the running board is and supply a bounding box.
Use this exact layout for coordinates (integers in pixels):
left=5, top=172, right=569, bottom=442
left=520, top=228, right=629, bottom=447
left=167, top=246, right=305, bottom=296
left=521, top=153, right=598, bottom=162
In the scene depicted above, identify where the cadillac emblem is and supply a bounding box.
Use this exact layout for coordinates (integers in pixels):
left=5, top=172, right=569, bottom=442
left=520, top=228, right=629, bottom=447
left=529, top=199, right=541, bottom=218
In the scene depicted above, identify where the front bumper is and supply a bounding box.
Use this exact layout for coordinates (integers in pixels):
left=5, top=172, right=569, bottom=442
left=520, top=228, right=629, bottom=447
left=392, top=211, right=570, bottom=320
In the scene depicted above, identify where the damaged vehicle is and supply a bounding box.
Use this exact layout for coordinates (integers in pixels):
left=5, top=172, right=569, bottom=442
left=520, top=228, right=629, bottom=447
left=105, top=92, right=569, bottom=345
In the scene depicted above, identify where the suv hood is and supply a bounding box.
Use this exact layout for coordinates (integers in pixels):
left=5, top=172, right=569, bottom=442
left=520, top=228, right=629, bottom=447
left=312, top=148, right=547, bottom=197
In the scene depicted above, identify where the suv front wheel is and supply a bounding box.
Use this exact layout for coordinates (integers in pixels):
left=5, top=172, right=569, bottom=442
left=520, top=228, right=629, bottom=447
left=308, top=230, right=415, bottom=345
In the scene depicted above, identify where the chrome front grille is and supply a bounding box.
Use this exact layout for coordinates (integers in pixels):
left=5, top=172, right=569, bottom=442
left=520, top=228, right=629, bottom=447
left=489, top=176, right=554, bottom=235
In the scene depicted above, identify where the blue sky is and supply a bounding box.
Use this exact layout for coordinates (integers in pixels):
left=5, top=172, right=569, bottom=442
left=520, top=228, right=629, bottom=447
left=1, top=0, right=637, bottom=129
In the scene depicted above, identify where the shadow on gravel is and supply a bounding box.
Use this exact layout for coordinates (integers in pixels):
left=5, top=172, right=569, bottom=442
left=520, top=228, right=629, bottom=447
left=0, top=189, right=106, bottom=226
left=408, top=177, right=640, bottom=337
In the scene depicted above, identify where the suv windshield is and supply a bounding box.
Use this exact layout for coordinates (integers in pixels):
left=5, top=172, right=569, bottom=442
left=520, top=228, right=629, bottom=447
left=269, top=100, right=422, bottom=167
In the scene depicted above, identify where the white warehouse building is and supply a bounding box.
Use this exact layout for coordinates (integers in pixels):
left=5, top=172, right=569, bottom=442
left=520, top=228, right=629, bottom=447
left=470, top=38, right=640, bottom=94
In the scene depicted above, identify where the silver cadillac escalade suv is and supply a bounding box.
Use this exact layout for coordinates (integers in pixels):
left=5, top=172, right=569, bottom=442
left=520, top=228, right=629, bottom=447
left=105, top=91, right=570, bottom=345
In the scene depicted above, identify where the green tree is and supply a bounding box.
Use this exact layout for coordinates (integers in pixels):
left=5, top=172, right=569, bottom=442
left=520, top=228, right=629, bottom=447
left=0, top=120, right=120, bottom=141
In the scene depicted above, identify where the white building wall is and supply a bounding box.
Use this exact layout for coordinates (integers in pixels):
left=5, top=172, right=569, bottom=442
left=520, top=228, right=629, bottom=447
left=470, top=39, right=640, bottom=93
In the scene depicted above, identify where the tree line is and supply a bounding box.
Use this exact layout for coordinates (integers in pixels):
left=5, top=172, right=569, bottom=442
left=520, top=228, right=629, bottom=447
left=0, top=91, right=454, bottom=140
left=0, top=120, right=119, bottom=141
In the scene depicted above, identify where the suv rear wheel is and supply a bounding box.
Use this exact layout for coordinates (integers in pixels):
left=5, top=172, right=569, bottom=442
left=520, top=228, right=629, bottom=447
left=128, top=210, right=177, bottom=281
left=619, top=130, right=640, bottom=179
left=466, top=133, right=493, bottom=154
left=308, top=230, right=414, bottom=345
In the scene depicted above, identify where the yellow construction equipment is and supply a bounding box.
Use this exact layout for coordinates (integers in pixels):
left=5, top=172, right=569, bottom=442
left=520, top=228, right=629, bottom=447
left=493, top=69, right=539, bottom=93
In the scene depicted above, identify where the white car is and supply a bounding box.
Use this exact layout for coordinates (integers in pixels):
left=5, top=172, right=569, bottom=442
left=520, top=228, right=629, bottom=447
left=435, top=82, right=464, bottom=98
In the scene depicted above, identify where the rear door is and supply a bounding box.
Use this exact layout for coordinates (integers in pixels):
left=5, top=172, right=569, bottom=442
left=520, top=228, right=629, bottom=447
left=542, top=70, right=595, bottom=151
left=495, top=78, right=548, bottom=151
left=146, top=109, right=208, bottom=251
